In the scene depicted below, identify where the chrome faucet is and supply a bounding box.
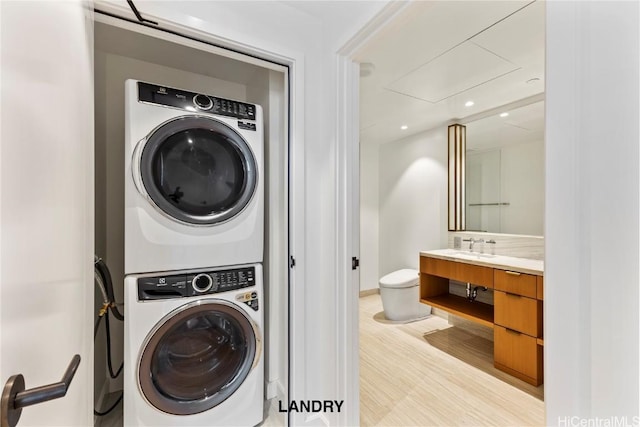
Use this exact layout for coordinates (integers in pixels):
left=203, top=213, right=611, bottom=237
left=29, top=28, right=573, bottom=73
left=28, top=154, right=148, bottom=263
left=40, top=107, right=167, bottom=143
left=462, top=238, right=484, bottom=251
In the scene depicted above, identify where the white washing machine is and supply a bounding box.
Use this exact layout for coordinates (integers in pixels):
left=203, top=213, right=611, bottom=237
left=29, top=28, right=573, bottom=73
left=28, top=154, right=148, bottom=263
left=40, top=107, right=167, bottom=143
left=125, top=80, right=264, bottom=274
left=124, top=263, right=264, bottom=426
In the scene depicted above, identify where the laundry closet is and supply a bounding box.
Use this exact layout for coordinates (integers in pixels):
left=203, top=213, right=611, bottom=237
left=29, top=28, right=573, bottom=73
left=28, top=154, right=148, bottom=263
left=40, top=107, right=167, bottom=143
left=93, top=12, right=288, bottom=426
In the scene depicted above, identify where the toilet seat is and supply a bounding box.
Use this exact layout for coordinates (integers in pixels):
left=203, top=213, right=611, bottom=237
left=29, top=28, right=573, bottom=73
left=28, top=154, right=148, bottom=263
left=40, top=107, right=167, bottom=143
left=379, top=269, right=419, bottom=288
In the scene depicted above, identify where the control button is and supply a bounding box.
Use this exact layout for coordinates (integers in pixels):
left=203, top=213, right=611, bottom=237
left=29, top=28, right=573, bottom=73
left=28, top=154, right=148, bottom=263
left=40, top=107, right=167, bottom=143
left=192, top=273, right=213, bottom=293
left=244, top=299, right=259, bottom=311
left=251, top=291, right=257, bottom=299
left=235, top=292, right=253, bottom=302
left=193, top=94, right=213, bottom=110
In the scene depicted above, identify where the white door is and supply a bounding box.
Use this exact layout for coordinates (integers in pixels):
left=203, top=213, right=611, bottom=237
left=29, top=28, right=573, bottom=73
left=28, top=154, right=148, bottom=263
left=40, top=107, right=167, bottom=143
left=0, top=1, right=94, bottom=426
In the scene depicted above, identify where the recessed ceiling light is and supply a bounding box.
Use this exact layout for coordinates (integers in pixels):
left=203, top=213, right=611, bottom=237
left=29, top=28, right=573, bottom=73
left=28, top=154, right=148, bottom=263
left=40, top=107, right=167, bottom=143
left=499, top=112, right=509, bottom=118
left=400, top=125, right=408, bottom=130
left=465, top=101, right=474, bottom=107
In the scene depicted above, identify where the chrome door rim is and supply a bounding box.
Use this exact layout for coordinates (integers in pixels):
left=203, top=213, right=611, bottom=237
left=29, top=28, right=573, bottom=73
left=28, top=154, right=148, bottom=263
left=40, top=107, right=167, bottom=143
left=137, top=299, right=261, bottom=415
left=136, top=115, right=258, bottom=226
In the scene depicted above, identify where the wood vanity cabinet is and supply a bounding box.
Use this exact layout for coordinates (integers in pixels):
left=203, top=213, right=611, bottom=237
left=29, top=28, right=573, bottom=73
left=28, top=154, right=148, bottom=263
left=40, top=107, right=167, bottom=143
left=493, top=270, right=543, bottom=386
left=494, top=325, right=542, bottom=383
left=421, top=257, right=494, bottom=288
left=419, top=255, right=544, bottom=387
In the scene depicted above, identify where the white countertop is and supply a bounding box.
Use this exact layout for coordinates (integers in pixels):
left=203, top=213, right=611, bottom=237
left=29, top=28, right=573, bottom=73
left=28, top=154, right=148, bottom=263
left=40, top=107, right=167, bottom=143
left=420, top=249, right=544, bottom=275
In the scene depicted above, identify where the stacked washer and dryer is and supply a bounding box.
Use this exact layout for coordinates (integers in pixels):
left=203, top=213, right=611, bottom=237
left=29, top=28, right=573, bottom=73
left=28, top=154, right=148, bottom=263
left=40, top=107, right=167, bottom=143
left=123, top=80, right=264, bottom=426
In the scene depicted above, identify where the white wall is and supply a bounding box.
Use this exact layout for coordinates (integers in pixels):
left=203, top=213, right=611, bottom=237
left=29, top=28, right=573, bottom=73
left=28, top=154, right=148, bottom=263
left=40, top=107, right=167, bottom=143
left=378, top=127, right=449, bottom=277
left=546, top=1, right=639, bottom=423
left=359, top=142, right=380, bottom=291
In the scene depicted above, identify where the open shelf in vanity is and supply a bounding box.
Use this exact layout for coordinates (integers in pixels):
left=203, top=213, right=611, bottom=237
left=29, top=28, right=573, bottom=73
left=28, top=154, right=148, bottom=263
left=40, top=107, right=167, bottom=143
left=420, top=254, right=495, bottom=327
left=422, top=294, right=494, bottom=327
left=420, top=250, right=544, bottom=386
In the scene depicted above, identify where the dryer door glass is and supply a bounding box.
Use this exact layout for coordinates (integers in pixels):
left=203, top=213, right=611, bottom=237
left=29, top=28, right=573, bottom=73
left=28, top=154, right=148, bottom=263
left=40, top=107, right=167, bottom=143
left=139, top=116, right=258, bottom=225
left=139, top=301, right=257, bottom=415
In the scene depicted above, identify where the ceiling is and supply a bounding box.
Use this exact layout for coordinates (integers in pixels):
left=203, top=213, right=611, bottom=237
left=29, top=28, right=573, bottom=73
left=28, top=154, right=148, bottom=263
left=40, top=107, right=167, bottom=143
left=355, top=0, right=545, bottom=145
left=466, top=100, right=544, bottom=151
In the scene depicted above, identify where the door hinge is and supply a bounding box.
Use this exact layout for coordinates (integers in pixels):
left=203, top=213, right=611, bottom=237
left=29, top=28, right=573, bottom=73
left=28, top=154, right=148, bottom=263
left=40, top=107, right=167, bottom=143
left=290, top=256, right=295, bottom=268
left=352, top=257, right=360, bottom=270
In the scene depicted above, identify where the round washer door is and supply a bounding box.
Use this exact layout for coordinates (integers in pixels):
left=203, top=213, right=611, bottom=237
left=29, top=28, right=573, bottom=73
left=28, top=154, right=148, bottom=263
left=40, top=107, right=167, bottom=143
left=138, top=300, right=258, bottom=415
left=139, top=116, right=258, bottom=225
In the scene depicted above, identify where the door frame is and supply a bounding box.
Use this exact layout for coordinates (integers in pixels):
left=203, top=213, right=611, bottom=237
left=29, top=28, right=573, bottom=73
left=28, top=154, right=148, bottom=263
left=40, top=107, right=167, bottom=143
left=333, top=3, right=412, bottom=425
left=335, top=1, right=640, bottom=425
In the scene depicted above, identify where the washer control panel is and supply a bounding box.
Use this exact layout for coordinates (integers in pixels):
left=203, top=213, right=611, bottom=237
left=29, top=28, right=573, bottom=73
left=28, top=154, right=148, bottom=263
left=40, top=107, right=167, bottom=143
left=137, top=81, right=256, bottom=121
left=137, top=266, right=256, bottom=301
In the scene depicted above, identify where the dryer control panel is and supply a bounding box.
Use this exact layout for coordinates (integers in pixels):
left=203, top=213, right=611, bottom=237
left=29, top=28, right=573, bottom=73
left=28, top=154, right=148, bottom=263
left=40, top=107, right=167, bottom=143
left=137, top=266, right=256, bottom=301
left=137, top=81, right=256, bottom=121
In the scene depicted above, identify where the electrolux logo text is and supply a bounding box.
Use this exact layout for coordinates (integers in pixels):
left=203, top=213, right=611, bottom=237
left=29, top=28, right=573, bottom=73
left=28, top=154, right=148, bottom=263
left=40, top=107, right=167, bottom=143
left=278, top=400, right=344, bottom=413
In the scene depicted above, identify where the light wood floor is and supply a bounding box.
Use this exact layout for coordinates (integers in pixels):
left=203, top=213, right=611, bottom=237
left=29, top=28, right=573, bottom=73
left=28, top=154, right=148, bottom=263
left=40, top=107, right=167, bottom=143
left=360, top=294, right=544, bottom=426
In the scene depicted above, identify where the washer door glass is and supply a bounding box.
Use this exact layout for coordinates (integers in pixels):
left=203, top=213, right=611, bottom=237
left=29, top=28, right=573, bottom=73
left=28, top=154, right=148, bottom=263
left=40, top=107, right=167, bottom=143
left=139, top=116, right=257, bottom=225
left=139, top=301, right=257, bottom=415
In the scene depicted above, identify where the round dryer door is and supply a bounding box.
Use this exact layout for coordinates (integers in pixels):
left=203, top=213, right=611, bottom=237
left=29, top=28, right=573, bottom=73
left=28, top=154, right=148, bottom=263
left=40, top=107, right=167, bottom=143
left=138, top=300, right=259, bottom=415
left=138, top=116, right=258, bottom=225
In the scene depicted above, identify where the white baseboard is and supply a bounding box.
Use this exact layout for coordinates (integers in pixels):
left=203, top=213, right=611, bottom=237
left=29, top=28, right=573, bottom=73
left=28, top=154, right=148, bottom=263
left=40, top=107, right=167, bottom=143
left=277, top=380, right=286, bottom=402
left=359, top=288, right=379, bottom=297
left=266, top=379, right=287, bottom=402
left=266, top=379, right=279, bottom=400
left=431, top=307, right=449, bottom=319
left=304, top=413, right=331, bottom=426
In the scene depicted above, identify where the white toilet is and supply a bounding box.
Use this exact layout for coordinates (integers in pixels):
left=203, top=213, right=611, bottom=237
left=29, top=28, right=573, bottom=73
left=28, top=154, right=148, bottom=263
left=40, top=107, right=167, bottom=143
left=379, top=269, right=432, bottom=321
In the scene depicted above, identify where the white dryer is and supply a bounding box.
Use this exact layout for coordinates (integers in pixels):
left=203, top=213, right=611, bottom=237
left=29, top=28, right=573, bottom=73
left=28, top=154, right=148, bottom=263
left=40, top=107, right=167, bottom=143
left=124, top=80, right=263, bottom=274
left=124, top=263, right=263, bottom=426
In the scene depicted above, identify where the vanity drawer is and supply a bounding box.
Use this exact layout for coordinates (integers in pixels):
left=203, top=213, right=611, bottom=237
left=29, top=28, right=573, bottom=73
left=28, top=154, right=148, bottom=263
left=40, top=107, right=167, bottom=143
left=494, top=269, right=537, bottom=298
left=494, top=325, right=543, bottom=386
left=420, top=257, right=493, bottom=288
left=494, top=291, right=542, bottom=337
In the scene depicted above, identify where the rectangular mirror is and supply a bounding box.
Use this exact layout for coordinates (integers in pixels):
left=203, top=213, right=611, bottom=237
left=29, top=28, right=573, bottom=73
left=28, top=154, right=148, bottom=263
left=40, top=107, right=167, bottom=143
left=451, top=100, right=544, bottom=236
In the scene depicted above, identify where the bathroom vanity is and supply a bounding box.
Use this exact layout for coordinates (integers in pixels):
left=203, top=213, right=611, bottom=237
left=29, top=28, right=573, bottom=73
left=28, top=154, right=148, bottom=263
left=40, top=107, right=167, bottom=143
left=419, top=249, right=544, bottom=386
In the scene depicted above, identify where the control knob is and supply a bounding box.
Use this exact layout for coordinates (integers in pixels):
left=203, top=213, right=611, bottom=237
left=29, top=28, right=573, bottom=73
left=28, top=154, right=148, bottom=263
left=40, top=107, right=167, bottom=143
left=193, top=94, right=213, bottom=110
left=192, top=273, right=213, bottom=293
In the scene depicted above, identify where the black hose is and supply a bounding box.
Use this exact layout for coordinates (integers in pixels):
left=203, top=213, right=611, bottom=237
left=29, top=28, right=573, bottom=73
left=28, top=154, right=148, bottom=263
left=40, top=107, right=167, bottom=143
left=93, top=393, right=123, bottom=416
left=104, top=311, right=124, bottom=379
left=93, top=257, right=125, bottom=417
left=95, top=258, right=124, bottom=321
